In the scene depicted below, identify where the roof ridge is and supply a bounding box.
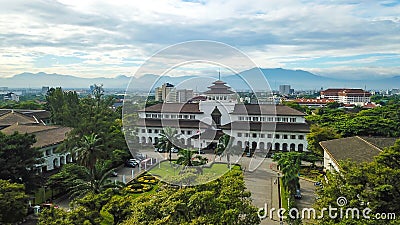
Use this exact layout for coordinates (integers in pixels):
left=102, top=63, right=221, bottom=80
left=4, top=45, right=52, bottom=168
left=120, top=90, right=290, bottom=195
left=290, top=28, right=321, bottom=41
left=356, top=136, right=383, bottom=152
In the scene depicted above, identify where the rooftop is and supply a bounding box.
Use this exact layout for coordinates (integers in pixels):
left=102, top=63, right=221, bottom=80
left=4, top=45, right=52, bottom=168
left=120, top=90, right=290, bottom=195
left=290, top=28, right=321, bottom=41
left=231, top=104, right=306, bottom=116
left=320, top=136, right=395, bottom=167
left=140, top=103, right=203, bottom=114
left=1, top=124, right=72, bottom=148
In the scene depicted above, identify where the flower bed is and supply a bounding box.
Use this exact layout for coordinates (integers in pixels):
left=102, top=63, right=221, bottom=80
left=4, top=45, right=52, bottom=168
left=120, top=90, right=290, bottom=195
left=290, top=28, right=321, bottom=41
left=126, top=183, right=153, bottom=193
left=137, top=175, right=158, bottom=184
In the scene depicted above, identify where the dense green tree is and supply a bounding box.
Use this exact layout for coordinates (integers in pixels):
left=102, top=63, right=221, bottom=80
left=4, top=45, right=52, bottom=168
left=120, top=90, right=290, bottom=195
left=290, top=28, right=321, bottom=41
left=314, top=140, right=400, bottom=224
left=0, top=180, right=28, bottom=224
left=306, top=125, right=341, bottom=155
left=0, top=132, right=42, bottom=190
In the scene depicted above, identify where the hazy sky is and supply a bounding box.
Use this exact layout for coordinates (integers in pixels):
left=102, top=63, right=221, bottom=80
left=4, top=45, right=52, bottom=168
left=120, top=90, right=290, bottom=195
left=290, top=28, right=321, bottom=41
left=0, top=0, right=399, bottom=79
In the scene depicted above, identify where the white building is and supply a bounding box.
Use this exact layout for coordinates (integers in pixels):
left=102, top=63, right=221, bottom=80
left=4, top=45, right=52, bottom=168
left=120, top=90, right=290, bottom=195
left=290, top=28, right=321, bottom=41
left=135, top=79, right=310, bottom=154
left=0, top=110, right=72, bottom=172
left=4, top=92, right=19, bottom=102
left=320, top=88, right=371, bottom=105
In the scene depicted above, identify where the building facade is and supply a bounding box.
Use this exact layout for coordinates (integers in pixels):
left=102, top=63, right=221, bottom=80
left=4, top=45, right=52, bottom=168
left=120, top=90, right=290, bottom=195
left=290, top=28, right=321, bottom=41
left=135, top=79, right=310, bottom=153
left=320, top=88, right=371, bottom=105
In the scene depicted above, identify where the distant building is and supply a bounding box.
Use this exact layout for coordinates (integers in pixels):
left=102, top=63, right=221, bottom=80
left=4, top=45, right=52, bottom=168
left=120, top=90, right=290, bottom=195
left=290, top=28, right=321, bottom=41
left=320, top=136, right=396, bottom=173
left=155, top=83, right=176, bottom=103
left=0, top=87, right=8, bottom=92
left=279, top=85, right=291, bottom=95
left=3, top=92, right=19, bottom=102
left=176, top=89, right=194, bottom=103
left=292, top=98, right=336, bottom=107
left=42, top=86, right=49, bottom=95
left=320, top=88, right=371, bottom=105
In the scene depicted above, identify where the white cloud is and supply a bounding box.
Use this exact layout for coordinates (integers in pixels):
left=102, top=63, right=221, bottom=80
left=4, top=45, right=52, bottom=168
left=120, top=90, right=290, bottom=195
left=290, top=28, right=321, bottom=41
left=0, top=0, right=399, bottom=79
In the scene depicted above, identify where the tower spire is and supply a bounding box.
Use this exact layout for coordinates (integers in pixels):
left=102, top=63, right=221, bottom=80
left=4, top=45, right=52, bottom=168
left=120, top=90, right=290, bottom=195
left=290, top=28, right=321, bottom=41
left=218, top=68, right=221, bottom=80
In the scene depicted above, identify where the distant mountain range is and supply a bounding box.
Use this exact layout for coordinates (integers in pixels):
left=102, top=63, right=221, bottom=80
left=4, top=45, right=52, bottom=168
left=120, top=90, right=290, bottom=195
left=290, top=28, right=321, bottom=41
left=0, top=68, right=399, bottom=90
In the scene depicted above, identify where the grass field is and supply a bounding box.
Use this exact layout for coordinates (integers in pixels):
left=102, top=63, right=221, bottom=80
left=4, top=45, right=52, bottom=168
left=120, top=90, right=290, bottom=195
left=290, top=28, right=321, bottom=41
left=148, top=160, right=240, bottom=183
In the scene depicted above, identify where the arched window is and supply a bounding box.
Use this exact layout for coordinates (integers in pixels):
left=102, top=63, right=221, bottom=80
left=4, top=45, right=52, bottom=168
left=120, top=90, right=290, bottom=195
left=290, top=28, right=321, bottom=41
left=141, top=136, right=146, bottom=144
left=283, top=143, right=288, bottom=151
left=275, top=143, right=280, bottom=151
left=267, top=142, right=272, bottom=151
left=259, top=142, right=265, bottom=150
left=298, top=144, right=304, bottom=152
left=290, top=143, right=296, bottom=151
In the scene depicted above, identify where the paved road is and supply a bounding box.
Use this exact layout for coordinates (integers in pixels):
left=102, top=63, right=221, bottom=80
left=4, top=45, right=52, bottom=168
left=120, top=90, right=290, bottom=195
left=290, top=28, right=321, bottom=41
left=296, top=179, right=317, bottom=224
left=238, top=157, right=282, bottom=225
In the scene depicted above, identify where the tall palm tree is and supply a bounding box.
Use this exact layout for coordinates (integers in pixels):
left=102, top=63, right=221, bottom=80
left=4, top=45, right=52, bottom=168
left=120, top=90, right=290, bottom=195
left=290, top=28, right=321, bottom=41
left=74, top=133, right=104, bottom=173
left=69, top=161, right=123, bottom=199
left=273, top=152, right=302, bottom=194
left=155, top=127, right=181, bottom=163
left=215, top=134, right=235, bottom=165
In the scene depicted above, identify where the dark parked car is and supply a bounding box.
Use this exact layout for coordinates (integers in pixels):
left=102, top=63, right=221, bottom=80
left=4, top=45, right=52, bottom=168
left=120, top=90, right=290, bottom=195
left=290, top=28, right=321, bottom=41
left=125, top=159, right=138, bottom=167
left=314, top=181, right=322, bottom=187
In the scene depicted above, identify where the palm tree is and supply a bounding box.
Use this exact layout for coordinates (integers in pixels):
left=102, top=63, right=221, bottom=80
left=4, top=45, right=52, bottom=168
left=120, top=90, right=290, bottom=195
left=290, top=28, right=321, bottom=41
left=155, top=127, right=181, bottom=163
left=73, top=133, right=104, bottom=173
left=69, top=161, right=123, bottom=199
left=273, top=152, right=302, bottom=194
left=215, top=134, right=235, bottom=165
left=176, top=149, right=208, bottom=167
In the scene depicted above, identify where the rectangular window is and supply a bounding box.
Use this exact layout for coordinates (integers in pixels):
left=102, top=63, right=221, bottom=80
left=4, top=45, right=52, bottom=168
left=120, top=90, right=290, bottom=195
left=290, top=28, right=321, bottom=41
left=268, top=117, right=273, bottom=122
left=283, top=135, right=288, bottom=139
left=261, top=117, right=266, bottom=122
left=171, top=115, right=176, bottom=119
left=267, top=134, right=272, bottom=138
left=148, top=129, right=152, bottom=133
left=155, top=129, right=159, bottom=134
left=178, top=115, right=183, bottom=119
left=187, top=131, right=192, bottom=135
left=181, top=130, right=185, bottom=134
left=275, top=134, right=280, bottom=139
left=184, top=115, right=189, bottom=119
left=290, top=118, right=296, bottom=122
left=245, top=133, right=249, bottom=137
left=299, top=135, right=304, bottom=140
left=141, top=129, right=145, bottom=133
left=165, top=115, right=170, bottom=119
left=238, top=133, right=242, bottom=137
left=146, top=114, right=151, bottom=118
left=253, top=117, right=258, bottom=121
left=190, top=115, right=195, bottom=119
left=239, top=116, right=244, bottom=121
left=291, top=135, right=296, bottom=139
left=260, top=134, right=265, bottom=138
left=252, top=133, right=257, bottom=138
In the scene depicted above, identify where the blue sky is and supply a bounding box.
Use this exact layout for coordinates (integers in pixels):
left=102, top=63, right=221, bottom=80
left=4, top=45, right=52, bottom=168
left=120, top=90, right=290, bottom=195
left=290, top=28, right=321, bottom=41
left=0, top=0, right=399, bottom=79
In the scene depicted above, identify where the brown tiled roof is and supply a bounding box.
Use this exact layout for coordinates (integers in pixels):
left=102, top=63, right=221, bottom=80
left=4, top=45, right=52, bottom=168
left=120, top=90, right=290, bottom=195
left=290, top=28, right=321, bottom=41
left=136, top=118, right=209, bottom=129
left=220, top=122, right=310, bottom=133
left=360, top=136, right=397, bottom=150
left=139, top=103, right=203, bottom=114
left=320, top=136, right=383, bottom=166
left=1, top=124, right=72, bottom=148
left=231, top=104, right=306, bottom=116
left=0, top=111, right=38, bottom=127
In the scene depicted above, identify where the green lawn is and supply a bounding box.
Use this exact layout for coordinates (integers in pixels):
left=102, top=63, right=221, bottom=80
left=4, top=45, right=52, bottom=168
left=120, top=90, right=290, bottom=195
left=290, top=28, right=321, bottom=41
left=148, top=161, right=239, bottom=183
